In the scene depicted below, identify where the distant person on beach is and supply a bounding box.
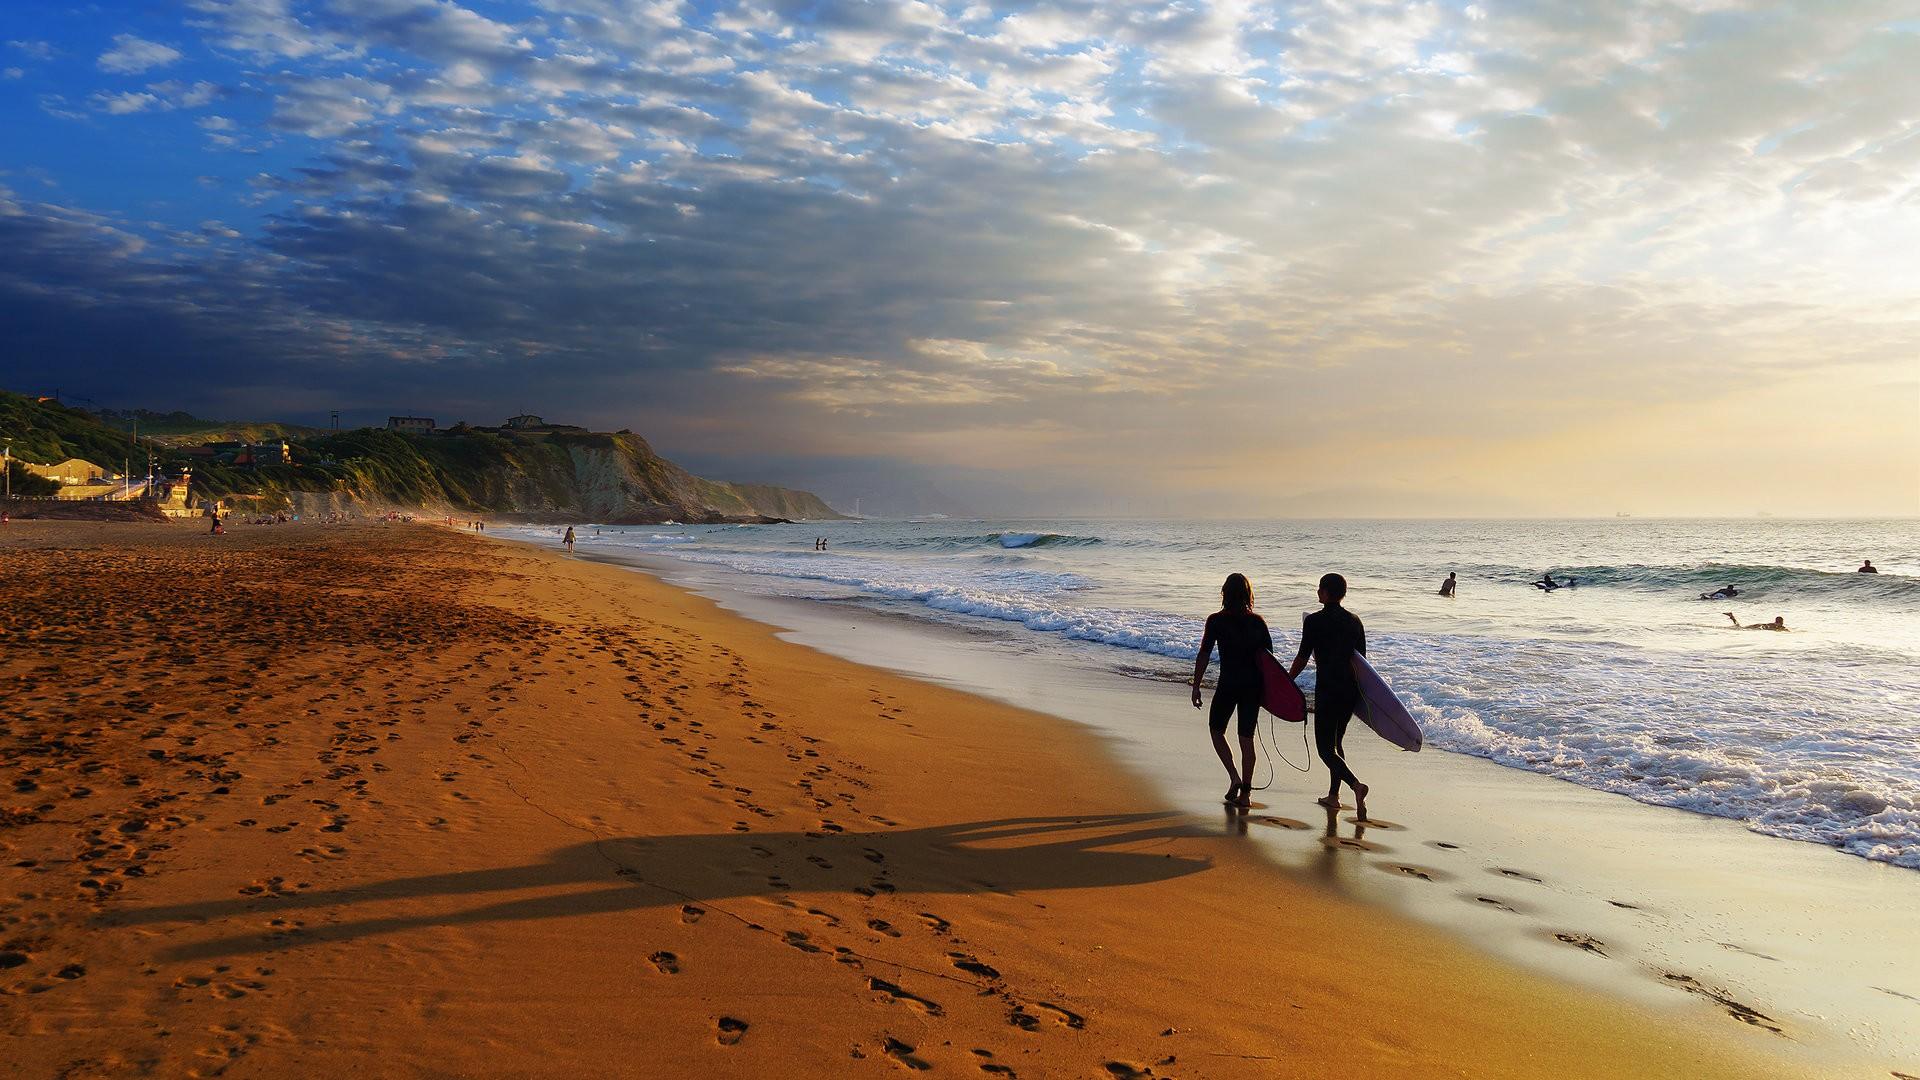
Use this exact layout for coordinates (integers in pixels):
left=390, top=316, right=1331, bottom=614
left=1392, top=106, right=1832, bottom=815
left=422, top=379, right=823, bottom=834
left=1191, top=573, right=1272, bottom=810
left=1725, top=613, right=1788, bottom=631
left=1289, top=573, right=1369, bottom=820
left=1439, top=572, right=1456, bottom=597
left=1859, top=560, right=1878, bottom=574
left=563, top=526, right=575, bottom=553
left=1699, top=584, right=1738, bottom=600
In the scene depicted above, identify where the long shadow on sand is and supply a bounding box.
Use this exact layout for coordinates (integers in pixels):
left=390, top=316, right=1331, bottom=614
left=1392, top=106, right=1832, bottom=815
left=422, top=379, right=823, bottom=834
left=112, top=813, right=1212, bottom=961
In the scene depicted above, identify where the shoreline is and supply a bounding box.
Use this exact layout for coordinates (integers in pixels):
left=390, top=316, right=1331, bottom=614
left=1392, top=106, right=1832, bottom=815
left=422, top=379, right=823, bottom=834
left=0, top=519, right=1862, bottom=1077
left=563, top=535, right=1920, bottom=1070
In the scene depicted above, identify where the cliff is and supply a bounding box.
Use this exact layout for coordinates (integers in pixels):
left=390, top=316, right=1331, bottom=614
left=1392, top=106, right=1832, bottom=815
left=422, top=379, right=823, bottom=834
left=0, top=392, right=844, bottom=523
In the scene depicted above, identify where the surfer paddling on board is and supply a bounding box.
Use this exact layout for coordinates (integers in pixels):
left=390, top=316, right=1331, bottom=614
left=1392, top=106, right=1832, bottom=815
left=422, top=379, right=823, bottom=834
left=1289, top=573, right=1369, bottom=820
left=1191, top=573, right=1273, bottom=810
left=1725, top=613, right=1788, bottom=631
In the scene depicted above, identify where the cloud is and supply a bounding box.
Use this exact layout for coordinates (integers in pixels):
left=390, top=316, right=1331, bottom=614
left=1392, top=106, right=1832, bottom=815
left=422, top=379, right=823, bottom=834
left=97, top=34, right=183, bottom=74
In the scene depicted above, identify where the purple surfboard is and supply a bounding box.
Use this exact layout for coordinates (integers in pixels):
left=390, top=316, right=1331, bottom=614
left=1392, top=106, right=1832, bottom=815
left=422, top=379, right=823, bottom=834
left=1351, top=653, right=1422, bottom=751
left=1257, top=651, right=1307, bottom=724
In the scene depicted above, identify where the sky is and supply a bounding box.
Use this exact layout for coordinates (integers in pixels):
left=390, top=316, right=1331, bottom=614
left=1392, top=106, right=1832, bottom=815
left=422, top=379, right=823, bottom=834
left=1, top=0, right=1916, bottom=518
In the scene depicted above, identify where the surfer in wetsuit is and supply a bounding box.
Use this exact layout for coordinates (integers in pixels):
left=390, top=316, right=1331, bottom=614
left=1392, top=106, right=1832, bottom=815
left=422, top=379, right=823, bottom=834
left=1699, top=583, right=1738, bottom=600
left=1534, top=573, right=1558, bottom=591
left=1191, top=573, right=1272, bottom=810
left=1438, top=572, right=1456, bottom=597
left=1289, top=573, right=1369, bottom=820
left=1725, top=613, right=1787, bottom=631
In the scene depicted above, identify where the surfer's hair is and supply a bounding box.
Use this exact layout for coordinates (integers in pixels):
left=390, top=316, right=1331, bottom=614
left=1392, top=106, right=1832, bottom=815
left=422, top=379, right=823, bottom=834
left=1319, top=573, right=1348, bottom=602
left=1221, top=573, right=1253, bottom=612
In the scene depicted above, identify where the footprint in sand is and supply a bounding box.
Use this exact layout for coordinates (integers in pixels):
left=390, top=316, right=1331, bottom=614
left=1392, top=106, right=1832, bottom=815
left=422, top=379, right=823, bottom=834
left=1660, top=973, right=1783, bottom=1034
left=881, top=1037, right=931, bottom=1071
left=1380, top=863, right=1445, bottom=882
left=948, top=953, right=1000, bottom=979
left=866, top=919, right=902, bottom=938
left=1009, top=1001, right=1084, bottom=1031
left=648, top=951, right=679, bottom=974
left=714, top=1017, right=749, bottom=1046
left=1252, top=816, right=1310, bottom=830
left=1495, top=868, right=1544, bottom=884
left=1470, top=894, right=1520, bottom=913
left=1104, top=1064, right=1158, bottom=1079
left=918, top=912, right=952, bottom=934
left=1554, top=932, right=1608, bottom=957
left=868, top=977, right=943, bottom=1016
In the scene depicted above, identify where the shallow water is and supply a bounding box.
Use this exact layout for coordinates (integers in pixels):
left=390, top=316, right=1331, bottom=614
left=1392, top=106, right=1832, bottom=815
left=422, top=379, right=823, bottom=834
left=514, top=518, right=1920, bottom=869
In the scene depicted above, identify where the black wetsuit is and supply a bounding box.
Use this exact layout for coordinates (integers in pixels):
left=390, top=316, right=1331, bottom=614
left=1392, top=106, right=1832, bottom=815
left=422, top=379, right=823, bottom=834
left=1297, top=605, right=1366, bottom=790
left=1200, top=610, right=1272, bottom=738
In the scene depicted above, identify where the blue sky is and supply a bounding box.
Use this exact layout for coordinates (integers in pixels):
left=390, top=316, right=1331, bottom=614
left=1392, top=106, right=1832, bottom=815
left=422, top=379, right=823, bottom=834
left=2, top=0, right=1916, bottom=516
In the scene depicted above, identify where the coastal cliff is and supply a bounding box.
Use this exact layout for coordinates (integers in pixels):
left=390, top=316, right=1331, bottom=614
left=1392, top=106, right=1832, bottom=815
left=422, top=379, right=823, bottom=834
left=0, top=392, right=843, bottom=522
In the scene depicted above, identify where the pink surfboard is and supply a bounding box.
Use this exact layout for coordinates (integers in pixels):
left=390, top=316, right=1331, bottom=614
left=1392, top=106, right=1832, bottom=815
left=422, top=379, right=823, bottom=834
left=1257, top=651, right=1307, bottom=724
left=1351, top=653, right=1422, bottom=751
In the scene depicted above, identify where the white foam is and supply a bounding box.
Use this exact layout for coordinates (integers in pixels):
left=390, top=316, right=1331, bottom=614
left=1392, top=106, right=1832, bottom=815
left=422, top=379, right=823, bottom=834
left=533, top=521, right=1920, bottom=871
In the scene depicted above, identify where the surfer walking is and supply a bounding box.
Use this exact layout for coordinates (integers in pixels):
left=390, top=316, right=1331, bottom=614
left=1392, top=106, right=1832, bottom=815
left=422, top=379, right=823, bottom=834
left=1289, top=573, right=1369, bottom=820
left=1190, top=573, right=1272, bottom=810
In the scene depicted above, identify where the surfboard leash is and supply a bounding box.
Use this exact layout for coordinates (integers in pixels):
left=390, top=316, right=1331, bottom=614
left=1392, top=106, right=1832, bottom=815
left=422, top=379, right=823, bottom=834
left=1251, top=709, right=1312, bottom=791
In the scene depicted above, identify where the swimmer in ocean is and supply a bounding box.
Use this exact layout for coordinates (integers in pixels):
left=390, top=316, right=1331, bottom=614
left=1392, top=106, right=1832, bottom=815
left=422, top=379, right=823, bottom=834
left=1859, top=560, right=1878, bottom=574
left=1725, top=613, right=1787, bottom=631
left=1438, top=572, right=1456, bottom=597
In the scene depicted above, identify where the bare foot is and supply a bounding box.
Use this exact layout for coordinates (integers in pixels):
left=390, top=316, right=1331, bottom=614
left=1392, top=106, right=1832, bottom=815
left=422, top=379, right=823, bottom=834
left=1316, top=795, right=1339, bottom=809
left=1354, top=783, right=1370, bottom=821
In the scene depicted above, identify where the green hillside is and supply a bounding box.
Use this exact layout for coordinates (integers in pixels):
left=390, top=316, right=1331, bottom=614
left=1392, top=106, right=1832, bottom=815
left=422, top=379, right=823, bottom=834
left=0, top=391, right=842, bottom=522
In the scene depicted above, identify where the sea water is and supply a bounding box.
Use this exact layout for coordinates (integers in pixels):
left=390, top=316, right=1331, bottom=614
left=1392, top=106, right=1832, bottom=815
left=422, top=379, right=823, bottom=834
left=528, top=518, right=1920, bottom=870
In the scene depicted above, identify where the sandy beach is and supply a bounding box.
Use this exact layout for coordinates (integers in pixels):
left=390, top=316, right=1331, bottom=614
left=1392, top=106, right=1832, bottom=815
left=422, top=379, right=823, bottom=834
left=0, top=521, right=1843, bottom=1078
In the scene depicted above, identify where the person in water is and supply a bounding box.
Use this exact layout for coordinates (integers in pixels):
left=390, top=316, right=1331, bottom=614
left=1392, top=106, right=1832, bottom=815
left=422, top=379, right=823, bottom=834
left=1859, top=560, right=1878, bottom=574
left=1289, top=572, right=1368, bottom=820
left=1535, top=573, right=1558, bottom=591
left=1438, top=572, right=1456, bottom=597
left=1699, top=583, right=1738, bottom=600
left=1725, top=612, right=1787, bottom=631
left=1190, top=573, right=1272, bottom=810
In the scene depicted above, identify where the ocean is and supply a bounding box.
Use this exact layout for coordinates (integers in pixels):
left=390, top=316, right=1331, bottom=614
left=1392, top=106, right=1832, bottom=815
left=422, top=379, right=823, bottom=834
left=518, top=518, right=1920, bottom=870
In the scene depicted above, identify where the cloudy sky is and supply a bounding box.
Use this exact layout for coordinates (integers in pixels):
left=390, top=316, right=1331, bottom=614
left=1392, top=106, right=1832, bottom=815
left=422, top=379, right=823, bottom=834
left=1, top=1, right=1916, bottom=516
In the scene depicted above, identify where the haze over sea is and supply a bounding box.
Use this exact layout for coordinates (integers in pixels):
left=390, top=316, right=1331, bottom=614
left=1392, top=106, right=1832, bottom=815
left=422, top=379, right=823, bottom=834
left=523, top=517, right=1920, bottom=869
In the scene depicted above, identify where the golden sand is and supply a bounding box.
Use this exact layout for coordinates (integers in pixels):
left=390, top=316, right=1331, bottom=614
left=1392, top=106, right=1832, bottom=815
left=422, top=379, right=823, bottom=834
left=0, top=521, right=1809, bottom=1077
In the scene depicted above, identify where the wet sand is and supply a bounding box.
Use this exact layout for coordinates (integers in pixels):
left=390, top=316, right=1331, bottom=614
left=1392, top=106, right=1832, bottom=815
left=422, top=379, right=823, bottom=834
left=630, top=549, right=1920, bottom=1072
left=0, top=520, right=1831, bottom=1077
